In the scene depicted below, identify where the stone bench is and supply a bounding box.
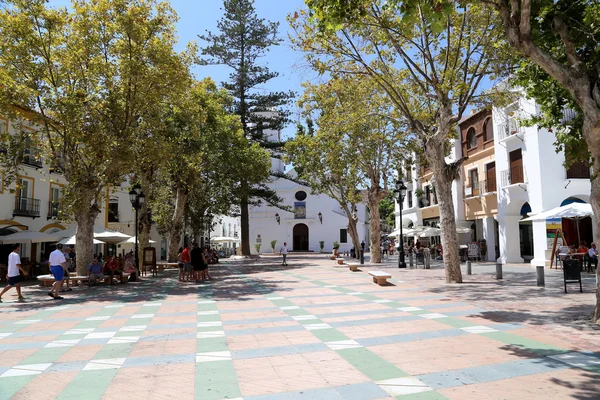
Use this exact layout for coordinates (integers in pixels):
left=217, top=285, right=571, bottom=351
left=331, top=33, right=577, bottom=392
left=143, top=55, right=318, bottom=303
left=329, top=255, right=337, bottom=260
left=369, top=270, right=391, bottom=286
left=37, top=274, right=89, bottom=287
left=347, top=263, right=360, bottom=271
left=335, top=258, right=345, bottom=265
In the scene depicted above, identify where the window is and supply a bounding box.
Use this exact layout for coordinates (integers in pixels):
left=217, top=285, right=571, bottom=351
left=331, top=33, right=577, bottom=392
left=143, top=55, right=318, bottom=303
left=469, top=169, right=479, bottom=196
left=467, top=128, right=477, bottom=149
left=483, top=118, right=493, bottom=142
left=108, top=198, right=119, bottom=222
left=407, top=190, right=413, bottom=208
left=295, top=191, right=307, bottom=201
left=340, top=229, right=348, bottom=243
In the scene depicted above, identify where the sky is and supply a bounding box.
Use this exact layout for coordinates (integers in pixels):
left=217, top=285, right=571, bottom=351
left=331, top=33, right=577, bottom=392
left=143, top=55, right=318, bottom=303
left=50, top=0, right=313, bottom=139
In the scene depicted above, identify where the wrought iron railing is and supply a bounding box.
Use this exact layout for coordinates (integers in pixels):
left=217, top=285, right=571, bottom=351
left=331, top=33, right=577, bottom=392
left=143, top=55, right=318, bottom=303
left=497, top=118, right=521, bottom=141
left=480, top=177, right=497, bottom=193
left=47, top=201, right=61, bottom=219
left=500, top=166, right=526, bottom=187
left=14, top=197, right=41, bottom=217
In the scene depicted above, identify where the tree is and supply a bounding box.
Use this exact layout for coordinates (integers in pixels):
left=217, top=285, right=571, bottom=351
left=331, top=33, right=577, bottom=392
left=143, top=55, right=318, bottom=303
left=286, top=120, right=364, bottom=258
left=294, top=77, right=407, bottom=263
left=478, top=0, right=600, bottom=324
left=199, top=0, right=294, bottom=256
left=0, top=0, right=190, bottom=275
left=291, top=1, right=508, bottom=282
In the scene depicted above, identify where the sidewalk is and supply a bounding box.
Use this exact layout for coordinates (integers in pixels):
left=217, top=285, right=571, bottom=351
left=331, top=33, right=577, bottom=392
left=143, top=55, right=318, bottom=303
left=0, top=255, right=598, bottom=399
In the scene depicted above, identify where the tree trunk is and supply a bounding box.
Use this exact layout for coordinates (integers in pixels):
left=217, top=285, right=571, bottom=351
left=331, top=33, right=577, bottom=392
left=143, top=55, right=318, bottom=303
left=347, top=214, right=360, bottom=259
left=240, top=180, right=251, bottom=256
left=73, top=194, right=100, bottom=276
left=138, top=177, right=152, bottom=265
left=167, top=186, right=188, bottom=262
left=426, top=142, right=463, bottom=283
left=367, top=189, right=382, bottom=263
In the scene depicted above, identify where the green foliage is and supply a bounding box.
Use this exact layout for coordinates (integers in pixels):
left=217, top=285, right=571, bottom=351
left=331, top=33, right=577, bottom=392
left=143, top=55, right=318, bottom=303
left=319, top=241, right=325, bottom=249
left=333, top=241, right=340, bottom=249
left=255, top=243, right=261, bottom=253
left=270, top=240, right=277, bottom=249
left=379, top=192, right=396, bottom=228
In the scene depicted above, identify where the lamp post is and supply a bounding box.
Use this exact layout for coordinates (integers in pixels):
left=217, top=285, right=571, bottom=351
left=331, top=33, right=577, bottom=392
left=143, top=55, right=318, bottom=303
left=207, top=213, right=213, bottom=248
left=394, top=179, right=407, bottom=268
left=128, top=187, right=145, bottom=273
left=275, top=213, right=280, bottom=225
left=318, top=212, right=322, bottom=224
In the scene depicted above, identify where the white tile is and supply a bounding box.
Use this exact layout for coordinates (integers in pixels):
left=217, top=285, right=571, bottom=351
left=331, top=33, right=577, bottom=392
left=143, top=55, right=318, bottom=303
left=420, top=313, right=448, bottom=319
left=197, top=321, right=223, bottom=327
left=198, top=300, right=216, bottom=304
left=14, top=319, right=41, bottom=325
left=348, top=292, right=364, bottom=295
left=44, top=339, right=81, bottom=348
left=83, top=358, right=126, bottom=371
left=197, top=310, right=219, bottom=315
left=196, top=351, right=232, bottom=363
left=119, top=325, right=146, bottom=332
left=266, top=296, right=284, bottom=300
left=397, top=307, right=422, bottom=312
left=461, top=325, right=498, bottom=334
left=292, top=315, right=318, bottom=321
left=107, top=336, right=139, bottom=344
left=143, top=302, right=162, bottom=307
left=549, top=352, right=600, bottom=368
left=64, top=328, right=95, bottom=335
left=47, top=306, right=69, bottom=311
left=324, top=285, right=338, bottom=288
left=373, top=299, right=393, bottom=303
left=84, top=331, right=116, bottom=339
left=13, top=363, right=52, bottom=372
left=197, top=331, right=225, bottom=339
left=280, top=306, right=300, bottom=310
left=304, top=323, right=331, bottom=331
left=0, top=333, right=12, bottom=339
left=85, top=316, right=110, bottom=321
left=376, top=377, right=432, bottom=396
left=105, top=304, right=125, bottom=308
left=1, top=369, right=42, bottom=377
left=325, top=340, right=362, bottom=350
left=131, top=314, right=155, bottom=319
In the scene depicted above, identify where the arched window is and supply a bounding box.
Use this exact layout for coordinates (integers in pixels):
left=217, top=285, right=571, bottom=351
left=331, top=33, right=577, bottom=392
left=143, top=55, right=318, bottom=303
left=467, top=128, right=477, bottom=149
left=483, top=118, right=493, bottom=142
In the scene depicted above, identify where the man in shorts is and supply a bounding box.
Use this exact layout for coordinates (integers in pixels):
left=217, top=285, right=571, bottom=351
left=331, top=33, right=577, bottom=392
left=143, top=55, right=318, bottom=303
left=0, top=244, right=29, bottom=302
left=49, top=244, right=67, bottom=300
left=61, top=246, right=73, bottom=292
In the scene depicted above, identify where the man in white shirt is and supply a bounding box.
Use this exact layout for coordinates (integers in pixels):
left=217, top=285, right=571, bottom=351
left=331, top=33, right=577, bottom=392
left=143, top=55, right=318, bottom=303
left=279, top=242, right=289, bottom=266
left=61, top=246, right=73, bottom=292
left=49, top=244, right=67, bottom=300
left=0, top=244, right=29, bottom=302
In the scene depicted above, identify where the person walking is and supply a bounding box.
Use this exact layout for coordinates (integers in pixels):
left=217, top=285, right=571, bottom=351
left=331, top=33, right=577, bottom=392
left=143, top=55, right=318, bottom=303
left=0, top=244, right=29, bottom=302
left=61, top=246, right=73, bottom=292
left=279, top=242, right=289, bottom=266
left=49, top=244, right=67, bottom=300
left=190, top=242, right=203, bottom=282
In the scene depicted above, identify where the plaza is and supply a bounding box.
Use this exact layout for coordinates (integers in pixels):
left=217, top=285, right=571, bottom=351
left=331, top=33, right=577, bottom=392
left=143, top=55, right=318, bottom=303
left=0, top=255, right=599, bottom=399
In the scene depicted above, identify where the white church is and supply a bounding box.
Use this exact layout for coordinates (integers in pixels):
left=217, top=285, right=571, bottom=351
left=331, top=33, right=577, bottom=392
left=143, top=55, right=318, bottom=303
left=248, top=118, right=370, bottom=254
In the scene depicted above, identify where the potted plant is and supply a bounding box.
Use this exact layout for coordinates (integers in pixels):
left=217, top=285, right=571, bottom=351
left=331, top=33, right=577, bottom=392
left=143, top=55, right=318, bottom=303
left=332, top=241, right=340, bottom=256
left=270, top=240, right=277, bottom=253
left=319, top=241, right=325, bottom=253
left=254, top=243, right=261, bottom=254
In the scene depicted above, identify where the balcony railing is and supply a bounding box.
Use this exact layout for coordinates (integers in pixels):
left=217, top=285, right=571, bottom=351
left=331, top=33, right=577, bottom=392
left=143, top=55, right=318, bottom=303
left=48, top=201, right=61, bottom=219
left=480, top=177, right=497, bottom=193
left=465, top=181, right=480, bottom=198
left=566, top=161, right=591, bottom=179
left=14, top=197, right=41, bottom=218
left=20, top=149, right=43, bottom=168
left=500, top=166, right=526, bottom=187
left=497, top=118, right=521, bottom=141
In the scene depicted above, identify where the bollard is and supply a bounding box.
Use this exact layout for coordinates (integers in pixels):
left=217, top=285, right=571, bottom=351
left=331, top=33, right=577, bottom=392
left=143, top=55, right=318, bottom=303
left=536, top=265, right=545, bottom=287
left=496, top=263, right=503, bottom=280
left=409, top=253, right=414, bottom=268
left=425, top=254, right=430, bottom=269
left=360, top=250, right=364, bottom=265
left=467, top=261, right=472, bottom=275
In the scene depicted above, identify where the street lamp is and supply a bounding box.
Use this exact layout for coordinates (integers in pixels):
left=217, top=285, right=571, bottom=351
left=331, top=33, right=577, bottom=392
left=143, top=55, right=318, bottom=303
left=394, top=179, right=408, bottom=268
left=275, top=213, right=280, bottom=225
left=206, top=213, right=213, bottom=248
left=129, top=187, right=145, bottom=274
left=318, top=212, right=322, bottom=224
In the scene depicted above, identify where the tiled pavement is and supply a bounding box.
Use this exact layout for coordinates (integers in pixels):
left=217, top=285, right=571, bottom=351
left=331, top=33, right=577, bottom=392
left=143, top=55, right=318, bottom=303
left=1, top=256, right=599, bottom=399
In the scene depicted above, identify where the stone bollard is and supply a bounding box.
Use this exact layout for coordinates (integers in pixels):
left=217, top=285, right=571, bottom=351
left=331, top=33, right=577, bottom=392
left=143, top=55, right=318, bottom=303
left=496, top=263, right=503, bottom=280
left=424, top=251, right=431, bottom=269
left=536, top=265, right=545, bottom=287
left=467, top=261, right=472, bottom=275
left=409, top=253, right=414, bottom=268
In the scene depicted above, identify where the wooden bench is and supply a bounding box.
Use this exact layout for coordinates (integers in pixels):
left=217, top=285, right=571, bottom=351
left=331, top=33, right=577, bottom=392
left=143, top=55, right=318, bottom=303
left=37, top=274, right=89, bottom=287
left=369, top=271, right=391, bottom=286
left=347, top=263, right=360, bottom=271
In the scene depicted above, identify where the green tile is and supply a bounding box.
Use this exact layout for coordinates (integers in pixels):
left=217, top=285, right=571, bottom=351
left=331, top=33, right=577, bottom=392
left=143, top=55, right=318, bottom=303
left=197, top=304, right=218, bottom=312
left=197, top=325, right=225, bottom=332
left=19, top=347, right=70, bottom=364
left=195, top=360, right=241, bottom=400
left=93, top=343, right=133, bottom=359
left=72, top=321, right=103, bottom=329
left=309, top=328, right=349, bottom=342
left=397, top=390, right=449, bottom=399
left=57, top=369, right=118, bottom=400
left=481, top=331, right=566, bottom=355
left=197, top=314, right=221, bottom=322
left=285, top=308, right=309, bottom=316
left=0, top=375, right=35, bottom=399
left=439, top=318, right=476, bottom=328
left=270, top=299, right=294, bottom=307
left=337, top=347, right=408, bottom=381
left=196, top=337, right=228, bottom=352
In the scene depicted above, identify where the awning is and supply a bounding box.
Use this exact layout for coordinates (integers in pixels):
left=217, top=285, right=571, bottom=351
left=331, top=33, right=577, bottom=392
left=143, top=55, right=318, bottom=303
left=0, top=231, right=64, bottom=244
left=59, top=235, right=105, bottom=245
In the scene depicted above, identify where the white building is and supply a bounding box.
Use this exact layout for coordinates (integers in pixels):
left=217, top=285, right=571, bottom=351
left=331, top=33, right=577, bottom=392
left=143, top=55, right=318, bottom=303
left=248, top=116, right=369, bottom=254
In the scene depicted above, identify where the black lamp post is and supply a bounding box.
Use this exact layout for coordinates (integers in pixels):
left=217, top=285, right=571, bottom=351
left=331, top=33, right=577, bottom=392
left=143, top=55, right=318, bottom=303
left=394, top=179, right=408, bottom=268
left=128, top=187, right=145, bottom=273
left=275, top=213, right=280, bottom=225
left=207, top=213, right=213, bottom=248
left=318, top=212, right=322, bottom=224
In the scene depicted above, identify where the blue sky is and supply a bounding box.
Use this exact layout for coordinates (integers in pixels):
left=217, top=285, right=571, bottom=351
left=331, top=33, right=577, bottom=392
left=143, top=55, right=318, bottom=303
left=50, top=0, right=311, bottom=139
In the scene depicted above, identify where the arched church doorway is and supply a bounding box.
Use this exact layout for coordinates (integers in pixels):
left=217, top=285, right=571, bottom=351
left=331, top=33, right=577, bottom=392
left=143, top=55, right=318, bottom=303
left=519, top=202, right=534, bottom=260
left=293, top=224, right=309, bottom=251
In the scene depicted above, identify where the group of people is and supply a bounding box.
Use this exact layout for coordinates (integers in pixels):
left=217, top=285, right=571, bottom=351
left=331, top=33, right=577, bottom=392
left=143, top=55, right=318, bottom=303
left=567, top=241, right=598, bottom=268
left=177, top=243, right=212, bottom=282
left=87, top=252, right=137, bottom=286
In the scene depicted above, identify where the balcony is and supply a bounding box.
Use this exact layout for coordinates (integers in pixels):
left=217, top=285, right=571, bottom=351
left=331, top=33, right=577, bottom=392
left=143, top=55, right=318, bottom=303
left=48, top=201, right=61, bottom=219
left=14, top=197, right=41, bottom=218
left=20, top=149, right=43, bottom=168
left=500, top=166, right=526, bottom=187
left=480, top=177, right=497, bottom=194
left=497, top=119, right=522, bottom=141
left=465, top=181, right=480, bottom=198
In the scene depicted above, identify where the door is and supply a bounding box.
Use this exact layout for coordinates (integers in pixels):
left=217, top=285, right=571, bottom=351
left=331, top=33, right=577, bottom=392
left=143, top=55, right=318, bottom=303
left=18, top=178, right=30, bottom=211
left=469, top=169, right=479, bottom=196
left=485, top=162, right=496, bottom=192
left=293, top=224, right=309, bottom=251
left=51, top=187, right=61, bottom=217
left=509, top=149, right=523, bottom=184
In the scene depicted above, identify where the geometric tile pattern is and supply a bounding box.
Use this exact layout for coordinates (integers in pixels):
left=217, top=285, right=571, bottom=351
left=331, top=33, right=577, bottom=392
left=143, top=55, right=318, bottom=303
left=0, top=256, right=599, bottom=399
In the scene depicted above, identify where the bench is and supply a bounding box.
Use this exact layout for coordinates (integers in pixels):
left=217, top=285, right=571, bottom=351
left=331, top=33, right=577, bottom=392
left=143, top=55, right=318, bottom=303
left=369, top=271, right=391, bottom=286
left=37, top=274, right=89, bottom=287
left=329, top=255, right=337, bottom=260
left=347, top=263, right=360, bottom=271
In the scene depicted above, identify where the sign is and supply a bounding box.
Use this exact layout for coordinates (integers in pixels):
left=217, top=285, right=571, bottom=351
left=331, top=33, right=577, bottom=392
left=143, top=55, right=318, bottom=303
left=546, top=218, right=563, bottom=248
left=468, top=243, right=479, bottom=258
left=256, top=234, right=262, bottom=244
left=294, top=202, right=306, bottom=219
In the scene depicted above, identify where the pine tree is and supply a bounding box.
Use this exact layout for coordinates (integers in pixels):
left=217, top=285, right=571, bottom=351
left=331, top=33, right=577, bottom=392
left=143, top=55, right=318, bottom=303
left=200, top=0, right=294, bottom=256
